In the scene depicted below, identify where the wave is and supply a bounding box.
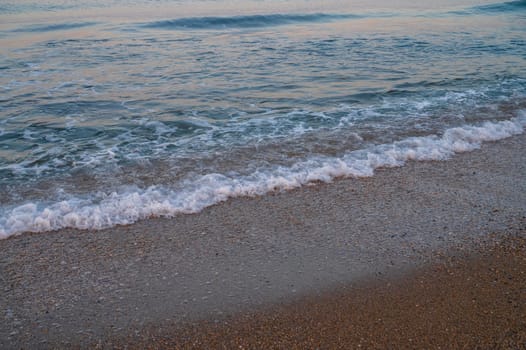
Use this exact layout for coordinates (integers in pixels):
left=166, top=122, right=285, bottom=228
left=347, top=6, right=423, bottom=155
left=1, top=114, right=524, bottom=239
left=141, top=13, right=361, bottom=30
left=471, top=1, right=526, bottom=14
left=12, top=22, right=97, bottom=33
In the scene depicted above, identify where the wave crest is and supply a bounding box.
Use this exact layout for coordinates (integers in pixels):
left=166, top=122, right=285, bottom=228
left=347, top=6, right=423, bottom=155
left=472, top=1, right=526, bottom=14
left=1, top=114, right=524, bottom=239
left=12, top=22, right=97, bottom=33
left=141, top=13, right=360, bottom=30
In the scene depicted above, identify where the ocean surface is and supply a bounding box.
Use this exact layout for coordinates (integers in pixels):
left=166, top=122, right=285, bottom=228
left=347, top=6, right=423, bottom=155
left=0, top=0, right=525, bottom=238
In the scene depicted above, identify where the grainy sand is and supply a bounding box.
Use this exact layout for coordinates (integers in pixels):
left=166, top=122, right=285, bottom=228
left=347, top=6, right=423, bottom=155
left=1, top=134, right=525, bottom=349
left=112, top=233, right=526, bottom=349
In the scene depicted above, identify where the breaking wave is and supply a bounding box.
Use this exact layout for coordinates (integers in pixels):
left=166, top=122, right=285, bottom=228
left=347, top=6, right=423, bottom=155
left=1, top=114, right=524, bottom=239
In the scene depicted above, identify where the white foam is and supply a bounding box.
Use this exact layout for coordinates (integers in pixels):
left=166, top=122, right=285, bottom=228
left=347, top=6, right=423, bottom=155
left=1, top=115, right=524, bottom=239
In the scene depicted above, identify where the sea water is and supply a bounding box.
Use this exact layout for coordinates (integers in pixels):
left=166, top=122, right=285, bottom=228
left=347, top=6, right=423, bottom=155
left=0, top=0, right=525, bottom=237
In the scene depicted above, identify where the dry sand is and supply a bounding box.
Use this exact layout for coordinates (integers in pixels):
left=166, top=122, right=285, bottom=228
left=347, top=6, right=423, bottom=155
left=112, top=233, right=526, bottom=349
left=1, top=134, right=525, bottom=349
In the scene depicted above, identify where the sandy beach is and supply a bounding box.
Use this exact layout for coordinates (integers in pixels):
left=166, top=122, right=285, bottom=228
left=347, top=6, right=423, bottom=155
left=1, top=134, right=525, bottom=349
left=2, top=0, right=525, bottom=348
left=114, top=232, right=526, bottom=349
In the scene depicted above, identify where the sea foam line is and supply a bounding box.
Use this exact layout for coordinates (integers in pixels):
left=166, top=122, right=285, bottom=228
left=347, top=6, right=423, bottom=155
left=1, top=114, right=525, bottom=239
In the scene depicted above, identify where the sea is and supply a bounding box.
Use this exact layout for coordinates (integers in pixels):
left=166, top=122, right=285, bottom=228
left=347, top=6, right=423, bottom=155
left=0, top=0, right=525, bottom=238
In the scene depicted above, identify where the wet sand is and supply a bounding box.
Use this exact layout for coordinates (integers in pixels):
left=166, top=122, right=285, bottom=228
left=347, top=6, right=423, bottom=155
left=113, top=233, right=526, bottom=349
left=1, top=134, right=525, bottom=348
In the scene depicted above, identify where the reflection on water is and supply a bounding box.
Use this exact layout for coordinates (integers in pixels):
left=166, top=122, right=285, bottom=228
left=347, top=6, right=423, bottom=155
left=0, top=0, right=525, bottom=236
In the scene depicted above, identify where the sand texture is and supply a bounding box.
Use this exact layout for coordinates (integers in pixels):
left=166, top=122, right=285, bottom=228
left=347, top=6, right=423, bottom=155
left=1, top=134, right=525, bottom=348
left=112, top=233, right=526, bottom=349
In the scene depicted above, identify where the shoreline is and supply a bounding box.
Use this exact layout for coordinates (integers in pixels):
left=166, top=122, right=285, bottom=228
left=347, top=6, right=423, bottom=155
left=2, top=116, right=524, bottom=239
left=111, top=231, right=526, bottom=349
left=1, top=134, right=525, bottom=348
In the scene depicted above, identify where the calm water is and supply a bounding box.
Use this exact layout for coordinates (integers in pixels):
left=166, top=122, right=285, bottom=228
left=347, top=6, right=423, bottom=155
left=1, top=0, right=525, bottom=237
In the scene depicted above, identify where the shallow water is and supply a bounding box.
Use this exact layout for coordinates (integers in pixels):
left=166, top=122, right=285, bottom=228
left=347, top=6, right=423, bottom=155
left=1, top=0, right=525, bottom=237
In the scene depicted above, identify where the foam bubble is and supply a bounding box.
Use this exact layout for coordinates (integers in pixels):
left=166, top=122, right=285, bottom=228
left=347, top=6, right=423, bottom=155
left=0, top=115, right=524, bottom=239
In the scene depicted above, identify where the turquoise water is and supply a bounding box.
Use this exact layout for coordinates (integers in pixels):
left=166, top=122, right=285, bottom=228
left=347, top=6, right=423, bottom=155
left=0, top=0, right=525, bottom=237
